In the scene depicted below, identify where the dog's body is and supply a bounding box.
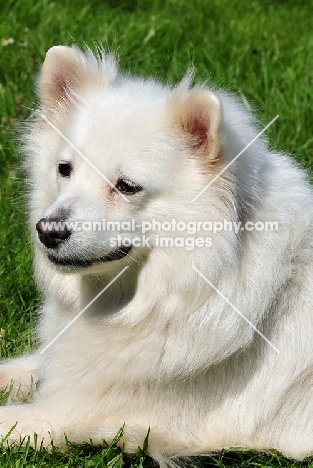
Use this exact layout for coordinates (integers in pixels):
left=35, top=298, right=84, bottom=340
left=1, top=45, right=313, bottom=464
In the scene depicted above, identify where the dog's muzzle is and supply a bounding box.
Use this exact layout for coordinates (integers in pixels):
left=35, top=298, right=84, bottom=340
left=36, top=217, right=132, bottom=267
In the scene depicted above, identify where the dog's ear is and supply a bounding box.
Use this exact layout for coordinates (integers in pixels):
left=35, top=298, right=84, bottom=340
left=39, top=46, right=88, bottom=110
left=170, top=88, right=222, bottom=162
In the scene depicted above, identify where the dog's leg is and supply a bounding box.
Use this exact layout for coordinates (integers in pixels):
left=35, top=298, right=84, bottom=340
left=0, top=353, right=40, bottom=402
left=0, top=402, right=182, bottom=460
left=0, top=403, right=147, bottom=452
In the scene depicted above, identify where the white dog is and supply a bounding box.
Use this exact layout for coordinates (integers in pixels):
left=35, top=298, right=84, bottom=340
left=1, top=45, right=313, bottom=465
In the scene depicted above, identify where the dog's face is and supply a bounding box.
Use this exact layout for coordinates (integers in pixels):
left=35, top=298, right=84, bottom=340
left=30, top=46, right=223, bottom=273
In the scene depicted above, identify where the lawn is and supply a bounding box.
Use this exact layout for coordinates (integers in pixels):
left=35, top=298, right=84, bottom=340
left=0, top=0, right=312, bottom=466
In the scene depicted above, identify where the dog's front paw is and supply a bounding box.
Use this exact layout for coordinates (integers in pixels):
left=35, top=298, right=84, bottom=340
left=0, top=417, right=60, bottom=448
left=0, top=405, right=65, bottom=448
left=0, top=356, right=39, bottom=403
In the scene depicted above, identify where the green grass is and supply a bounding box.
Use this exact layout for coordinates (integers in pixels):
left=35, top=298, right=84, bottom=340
left=0, top=0, right=312, bottom=466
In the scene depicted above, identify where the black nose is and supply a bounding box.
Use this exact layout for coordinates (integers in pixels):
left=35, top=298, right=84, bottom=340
left=36, top=218, right=71, bottom=249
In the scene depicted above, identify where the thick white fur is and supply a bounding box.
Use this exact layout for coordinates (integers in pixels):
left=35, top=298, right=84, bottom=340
left=1, top=45, right=313, bottom=465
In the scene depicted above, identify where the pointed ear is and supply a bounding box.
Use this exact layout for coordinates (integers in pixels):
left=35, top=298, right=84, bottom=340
left=171, top=89, right=222, bottom=161
left=39, top=46, right=95, bottom=111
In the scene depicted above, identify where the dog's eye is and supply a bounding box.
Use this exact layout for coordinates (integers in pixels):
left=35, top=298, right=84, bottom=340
left=115, top=178, right=142, bottom=195
left=58, top=162, right=72, bottom=178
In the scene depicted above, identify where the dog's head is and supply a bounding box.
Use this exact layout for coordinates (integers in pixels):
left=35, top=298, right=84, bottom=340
left=26, top=45, right=242, bottom=274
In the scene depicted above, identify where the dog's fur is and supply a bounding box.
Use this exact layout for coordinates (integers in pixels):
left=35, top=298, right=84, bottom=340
left=1, top=45, right=313, bottom=465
